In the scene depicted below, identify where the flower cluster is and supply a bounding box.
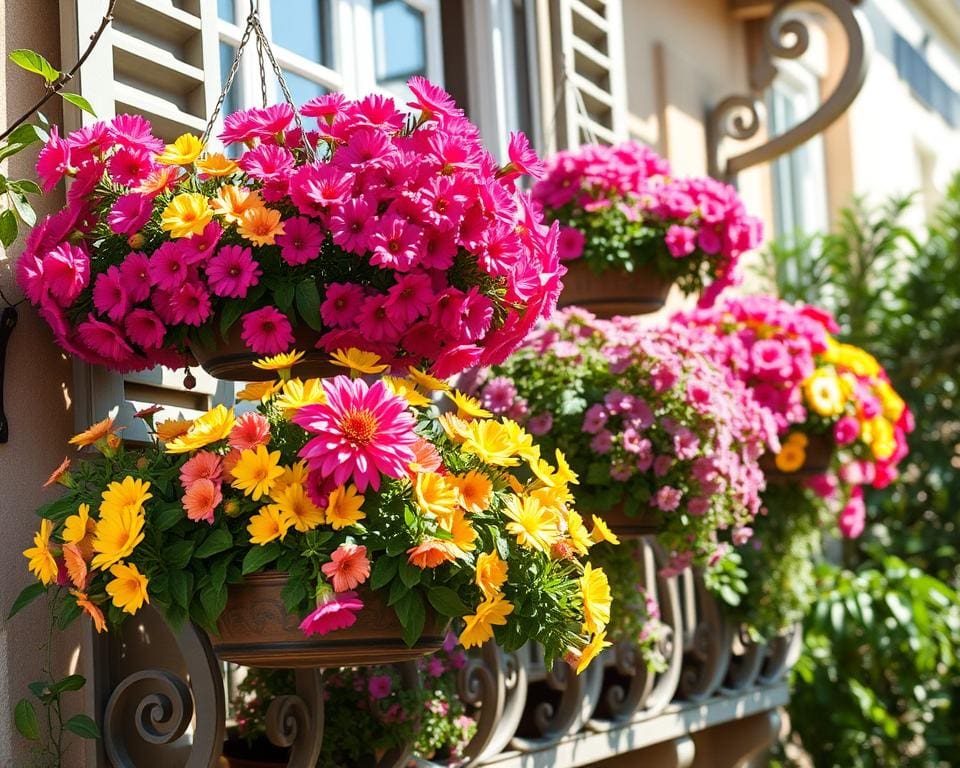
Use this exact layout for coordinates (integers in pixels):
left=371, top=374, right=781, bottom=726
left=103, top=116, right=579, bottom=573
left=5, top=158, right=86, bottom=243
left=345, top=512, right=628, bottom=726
left=531, top=141, right=762, bottom=304
left=672, top=294, right=913, bottom=538
left=21, top=350, right=614, bottom=671
left=19, top=78, right=561, bottom=376
left=467, top=308, right=778, bottom=574
left=231, top=636, right=475, bottom=766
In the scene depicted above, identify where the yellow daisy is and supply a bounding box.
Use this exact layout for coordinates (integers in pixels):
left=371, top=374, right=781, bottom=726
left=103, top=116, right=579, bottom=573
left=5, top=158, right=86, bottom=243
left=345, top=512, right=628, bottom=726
left=160, top=192, right=213, bottom=239
left=166, top=405, right=236, bottom=454
left=210, top=184, right=264, bottom=224
left=195, top=152, right=238, bottom=177
left=474, top=551, right=508, bottom=599
left=590, top=515, right=620, bottom=545
left=580, top=563, right=612, bottom=634
left=459, top=594, right=514, bottom=649
left=449, top=470, right=493, bottom=514
left=273, top=482, right=324, bottom=532
left=247, top=504, right=294, bottom=545
left=106, top=562, right=150, bottom=614
left=575, top=631, right=611, bottom=674
left=415, top=472, right=458, bottom=520
left=407, top=366, right=450, bottom=392
left=156, top=133, right=204, bottom=165
left=237, top=206, right=285, bottom=246
left=69, top=416, right=115, bottom=448
left=23, top=519, right=58, bottom=585
left=231, top=445, right=284, bottom=500
left=237, top=380, right=283, bottom=403
left=329, top=348, right=389, bottom=375
left=325, top=484, right=366, bottom=530
left=446, top=391, right=492, bottom=419
left=503, top=495, right=560, bottom=553
left=63, top=503, right=94, bottom=546
left=274, top=377, right=326, bottom=417
left=252, top=350, right=305, bottom=373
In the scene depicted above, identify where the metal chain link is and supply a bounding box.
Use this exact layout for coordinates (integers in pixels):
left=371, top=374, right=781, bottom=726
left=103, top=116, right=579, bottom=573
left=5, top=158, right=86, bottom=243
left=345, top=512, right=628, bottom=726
left=201, top=4, right=257, bottom=145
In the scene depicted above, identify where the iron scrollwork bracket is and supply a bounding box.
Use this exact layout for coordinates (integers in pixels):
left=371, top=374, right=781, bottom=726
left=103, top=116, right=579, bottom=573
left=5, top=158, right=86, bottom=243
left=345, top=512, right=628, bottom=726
left=707, top=0, right=873, bottom=181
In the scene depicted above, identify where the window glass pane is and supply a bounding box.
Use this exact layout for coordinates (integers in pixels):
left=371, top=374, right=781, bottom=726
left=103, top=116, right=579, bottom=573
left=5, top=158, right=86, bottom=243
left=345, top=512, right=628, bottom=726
left=220, top=42, right=243, bottom=116
left=218, top=0, right=235, bottom=23
left=270, top=0, right=332, bottom=68
left=281, top=70, right=327, bottom=107
left=373, top=0, right=427, bottom=88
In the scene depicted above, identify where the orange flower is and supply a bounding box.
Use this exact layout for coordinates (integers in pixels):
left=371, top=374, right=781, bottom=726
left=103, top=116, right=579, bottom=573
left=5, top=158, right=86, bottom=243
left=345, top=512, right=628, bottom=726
left=43, top=457, right=72, bottom=487
left=135, top=165, right=180, bottom=195
left=69, top=417, right=115, bottom=448
left=62, top=543, right=89, bottom=590
left=196, top=152, right=239, bottom=178
left=156, top=418, right=192, bottom=443
left=71, top=590, right=106, bottom=634
left=237, top=206, right=285, bottom=246
left=210, top=184, right=264, bottom=224
left=407, top=538, right=459, bottom=569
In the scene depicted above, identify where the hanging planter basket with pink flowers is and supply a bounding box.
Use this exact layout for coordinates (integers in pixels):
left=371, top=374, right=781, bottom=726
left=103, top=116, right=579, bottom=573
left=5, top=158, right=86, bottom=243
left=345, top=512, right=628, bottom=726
left=532, top=142, right=763, bottom=317
left=19, top=13, right=562, bottom=382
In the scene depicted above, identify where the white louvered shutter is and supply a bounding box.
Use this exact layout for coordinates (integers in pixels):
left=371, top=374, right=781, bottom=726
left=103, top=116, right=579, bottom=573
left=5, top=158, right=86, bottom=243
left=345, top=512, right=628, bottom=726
left=59, top=0, right=237, bottom=440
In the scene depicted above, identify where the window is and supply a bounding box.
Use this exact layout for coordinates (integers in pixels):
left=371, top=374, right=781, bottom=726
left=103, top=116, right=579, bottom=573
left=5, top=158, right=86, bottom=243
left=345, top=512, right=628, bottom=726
left=894, top=33, right=959, bottom=127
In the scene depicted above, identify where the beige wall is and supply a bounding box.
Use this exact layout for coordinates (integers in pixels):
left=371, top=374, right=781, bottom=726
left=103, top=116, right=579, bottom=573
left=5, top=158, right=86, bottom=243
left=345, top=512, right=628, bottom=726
left=0, top=2, right=84, bottom=766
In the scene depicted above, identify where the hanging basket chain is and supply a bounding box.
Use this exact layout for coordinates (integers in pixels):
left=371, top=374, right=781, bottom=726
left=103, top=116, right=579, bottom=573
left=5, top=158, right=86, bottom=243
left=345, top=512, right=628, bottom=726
left=201, top=4, right=257, bottom=145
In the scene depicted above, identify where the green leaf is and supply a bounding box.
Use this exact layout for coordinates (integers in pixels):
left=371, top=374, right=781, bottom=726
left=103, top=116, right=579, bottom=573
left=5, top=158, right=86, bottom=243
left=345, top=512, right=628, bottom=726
left=153, top=503, right=184, bottom=532
left=398, top=560, right=421, bottom=589
left=427, top=586, right=469, bottom=617
left=8, top=582, right=45, bottom=619
left=194, top=528, right=233, bottom=559
left=369, top=556, right=399, bottom=590
left=49, top=674, right=85, bottom=695
left=6, top=124, right=45, bottom=147
left=9, top=49, right=59, bottom=82
left=295, top=280, right=323, bottom=331
left=165, top=540, right=194, bottom=570
left=0, top=208, right=18, bottom=248
left=219, top=300, right=245, bottom=340
left=274, top=281, right=296, bottom=314
left=241, top=542, right=281, bottom=574
left=200, top=583, right=228, bottom=623
left=397, top=591, right=425, bottom=647
left=169, top=569, right=191, bottom=610
left=14, top=699, right=40, bottom=741
left=64, top=714, right=100, bottom=740
left=59, top=93, right=96, bottom=116
left=388, top=577, right=408, bottom=607
left=10, top=192, right=36, bottom=226
left=9, top=179, right=42, bottom=196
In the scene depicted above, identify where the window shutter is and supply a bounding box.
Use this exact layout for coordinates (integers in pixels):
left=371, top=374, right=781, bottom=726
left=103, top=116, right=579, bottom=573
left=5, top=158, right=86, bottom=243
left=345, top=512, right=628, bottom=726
left=551, top=0, right=627, bottom=147
left=59, top=0, right=236, bottom=440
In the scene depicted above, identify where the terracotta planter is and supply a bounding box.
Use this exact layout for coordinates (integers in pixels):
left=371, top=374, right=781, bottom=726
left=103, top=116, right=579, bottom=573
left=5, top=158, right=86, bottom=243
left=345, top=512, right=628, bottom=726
left=191, top=325, right=338, bottom=382
left=210, top=572, right=448, bottom=668
left=559, top=260, right=673, bottom=318
left=598, top=502, right=663, bottom=539
left=760, top=432, right=835, bottom=482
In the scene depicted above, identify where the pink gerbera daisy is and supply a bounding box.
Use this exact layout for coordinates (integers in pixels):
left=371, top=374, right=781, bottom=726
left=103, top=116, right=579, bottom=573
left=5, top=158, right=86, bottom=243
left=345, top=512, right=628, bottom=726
left=35, top=126, right=73, bottom=191
left=206, top=244, right=261, bottom=298
left=276, top=216, right=324, bottom=266
left=42, top=243, right=89, bottom=305
left=384, top=272, right=432, bottom=325
left=182, top=478, right=222, bottom=524
left=179, top=450, right=223, bottom=487
left=229, top=411, right=271, bottom=451
left=124, top=308, right=167, bottom=349
left=240, top=306, right=294, bottom=355
left=294, top=376, right=418, bottom=492
left=76, top=315, right=133, bottom=361
left=179, top=221, right=223, bottom=264
left=299, top=590, right=364, bottom=636
left=108, top=147, right=155, bottom=186
left=238, top=144, right=295, bottom=182
left=329, top=197, right=375, bottom=253
left=168, top=281, right=212, bottom=326
left=148, top=242, right=189, bottom=291
left=107, top=114, right=164, bottom=153
left=107, top=193, right=153, bottom=236
left=320, top=283, right=365, bottom=329
left=357, top=294, right=402, bottom=343
left=321, top=543, right=371, bottom=592
left=92, top=266, right=130, bottom=323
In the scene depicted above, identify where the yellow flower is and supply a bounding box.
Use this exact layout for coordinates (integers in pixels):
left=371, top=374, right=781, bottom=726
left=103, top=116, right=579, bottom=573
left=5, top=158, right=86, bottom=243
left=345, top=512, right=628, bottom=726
left=325, top=484, right=366, bottom=529
left=575, top=631, right=611, bottom=674
left=774, top=443, right=806, bottom=473
left=502, top=419, right=539, bottom=462
left=449, top=470, right=493, bottom=514
left=237, top=206, right=285, bottom=246
left=252, top=350, right=305, bottom=373
left=271, top=460, right=310, bottom=496
left=383, top=376, right=432, bottom=407
left=459, top=595, right=514, bottom=649
left=273, top=483, right=324, bottom=532
left=330, top=348, right=389, bottom=375
left=91, top=505, right=146, bottom=571
left=69, top=416, right=115, bottom=448
left=106, top=563, right=150, bottom=614
left=100, top=476, right=152, bottom=519
left=210, top=184, right=264, bottom=224
left=870, top=417, right=897, bottom=460
left=195, top=152, right=238, bottom=177
left=804, top=370, right=846, bottom=417
left=875, top=381, right=906, bottom=422
left=161, top=192, right=213, bottom=238
left=553, top=450, right=579, bottom=486
left=580, top=563, right=612, bottom=634
left=23, top=519, right=58, bottom=585
left=156, top=133, right=204, bottom=165
left=231, top=445, right=284, bottom=500
left=63, top=503, right=94, bottom=546
left=407, top=366, right=450, bottom=392
left=274, top=377, right=326, bottom=417
left=504, top=495, right=560, bottom=553
left=155, top=418, right=192, bottom=443
left=462, top=420, right=521, bottom=467
left=237, top=380, right=283, bottom=403
left=785, top=431, right=808, bottom=448
left=438, top=412, right=472, bottom=443
left=475, top=551, right=508, bottom=599
left=415, top=472, right=458, bottom=520
left=590, top=515, right=620, bottom=545
left=566, top=509, right=592, bottom=555
left=247, top=505, right=294, bottom=545
left=166, top=405, right=236, bottom=453
left=446, top=391, right=492, bottom=419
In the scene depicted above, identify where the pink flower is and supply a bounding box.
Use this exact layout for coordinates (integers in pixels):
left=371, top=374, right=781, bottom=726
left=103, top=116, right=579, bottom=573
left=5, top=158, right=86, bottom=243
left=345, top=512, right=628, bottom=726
left=240, top=306, right=295, bottom=355
left=357, top=294, right=402, bottom=343
left=92, top=266, right=130, bottom=323
left=384, top=273, right=433, bottom=325
left=182, top=478, right=222, bottom=524
left=299, top=590, right=364, bottom=636
left=229, top=412, right=271, bottom=451
left=238, top=144, right=295, bottom=181
left=220, top=104, right=294, bottom=144
left=180, top=221, right=223, bottom=263
left=180, top=450, right=223, bottom=487
left=302, top=92, right=347, bottom=122
left=432, top=344, right=483, bottom=379
left=107, top=193, right=153, bottom=235
left=407, top=76, right=463, bottom=121
left=168, top=281, right=212, bottom=326
left=527, top=412, right=553, bottom=435
left=582, top=404, right=608, bottom=434
left=321, top=283, right=366, bottom=329
left=838, top=488, right=865, bottom=539
left=77, top=315, right=133, bottom=361
left=557, top=226, right=585, bottom=261
left=653, top=455, right=674, bottom=477
left=652, top=486, right=682, bottom=512
left=590, top=430, right=613, bottom=454
left=119, top=252, right=153, bottom=303
left=42, top=243, right=89, bottom=305
left=481, top=377, right=517, bottom=414
left=108, top=114, right=164, bottom=153
left=834, top=416, right=860, bottom=446
left=108, top=148, right=154, bottom=186
left=124, top=309, right=167, bottom=349
left=461, top=288, right=494, bottom=342
left=206, top=245, right=262, bottom=298
left=294, top=377, right=418, bottom=492
left=329, top=197, right=375, bottom=253
left=276, top=216, right=324, bottom=266
left=36, top=126, right=73, bottom=191
left=321, top=543, right=371, bottom=592
left=504, top=131, right=545, bottom=179
left=367, top=674, right=392, bottom=700
left=665, top=225, right=697, bottom=258
left=369, top=215, right=421, bottom=271
left=148, top=242, right=189, bottom=291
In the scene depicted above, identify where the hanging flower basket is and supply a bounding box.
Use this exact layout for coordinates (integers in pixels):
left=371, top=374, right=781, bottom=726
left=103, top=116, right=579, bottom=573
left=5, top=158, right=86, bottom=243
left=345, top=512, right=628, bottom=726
left=558, top=259, right=672, bottom=318
left=598, top=503, right=663, bottom=539
left=533, top=141, right=762, bottom=313
left=760, top=432, right=835, bottom=482
left=212, top=572, right=447, bottom=667
left=190, top=323, right=335, bottom=381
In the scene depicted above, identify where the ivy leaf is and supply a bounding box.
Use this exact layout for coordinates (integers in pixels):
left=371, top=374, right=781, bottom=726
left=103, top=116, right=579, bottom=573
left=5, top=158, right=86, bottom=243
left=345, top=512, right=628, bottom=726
left=14, top=699, right=40, bottom=741
left=8, top=582, right=45, bottom=619
left=295, top=280, right=323, bottom=331
left=427, top=586, right=469, bottom=617
left=60, top=93, right=96, bottom=116
left=194, top=528, right=233, bottom=559
left=0, top=209, right=18, bottom=248
left=241, top=543, right=281, bottom=574
left=9, top=49, right=60, bottom=82
left=64, top=714, right=100, bottom=740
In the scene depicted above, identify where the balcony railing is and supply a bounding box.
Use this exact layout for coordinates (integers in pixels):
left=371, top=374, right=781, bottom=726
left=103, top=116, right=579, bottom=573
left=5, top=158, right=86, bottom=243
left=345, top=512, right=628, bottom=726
left=95, top=536, right=798, bottom=767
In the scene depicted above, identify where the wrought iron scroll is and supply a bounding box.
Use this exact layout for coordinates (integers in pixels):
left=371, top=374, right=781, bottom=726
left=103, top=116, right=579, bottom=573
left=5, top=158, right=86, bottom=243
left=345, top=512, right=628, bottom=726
left=264, top=668, right=324, bottom=768
left=707, top=0, right=873, bottom=181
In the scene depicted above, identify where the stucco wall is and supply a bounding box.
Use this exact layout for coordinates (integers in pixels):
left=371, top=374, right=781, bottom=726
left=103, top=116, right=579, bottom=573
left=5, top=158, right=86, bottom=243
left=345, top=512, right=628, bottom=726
left=0, top=2, right=83, bottom=766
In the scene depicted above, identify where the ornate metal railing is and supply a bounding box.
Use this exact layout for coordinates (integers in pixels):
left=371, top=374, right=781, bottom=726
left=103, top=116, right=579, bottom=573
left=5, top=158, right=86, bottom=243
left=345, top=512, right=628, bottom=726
left=94, top=534, right=799, bottom=767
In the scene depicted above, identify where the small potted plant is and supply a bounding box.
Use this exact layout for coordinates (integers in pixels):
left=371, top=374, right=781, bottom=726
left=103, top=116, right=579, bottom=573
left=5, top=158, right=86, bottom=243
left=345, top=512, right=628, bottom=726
left=19, top=78, right=562, bottom=380
left=531, top=141, right=761, bottom=316
left=17, top=349, right=615, bottom=677
left=465, top=307, right=777, bottom=582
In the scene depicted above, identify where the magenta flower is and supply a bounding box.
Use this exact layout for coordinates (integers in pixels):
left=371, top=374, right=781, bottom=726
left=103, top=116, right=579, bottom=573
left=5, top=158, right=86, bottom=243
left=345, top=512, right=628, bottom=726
left=238, top=144, right=295, bottom=181
left=77, top=315, right=133, bottom=361
left=367, top=674, right=393, bottom=700
left=179, top=221, right=223, bottom=264
left=107, top=193, right=153, bottom=235
left=527, top=412, right=553, bottom=435
left=119, top=252, right=153, bottom=303
left=148, top=242, right=189, bottom=292
left=294, top=377, right=417, bottom=492
left=108, top=148, right=155, bottom=186
left=240, top=306, right=294, bottom=355
left=838, top=488, right=865, bottom=539
left=357, top=295, right=401, bottom=343
left=665, top=225, right=697, bottom=258
left=321, top=283, right=366, bottom=329
left=206, top=245, right=262, bottom=298
left=481, top=377, right=517, bottom=414
left=92, top=266, right=130, bottom=323
left=42, top=243, right=89, bottom=305
left=369, top=214, right=422, bottom=271
left=124, top=309, right=167, bottom=349
left=107, top=114, right=164, bottom=153
left=35, top=126, right=73, bottom=191
left=299, top=590, right=364, bottom=637
left=276, top=216, right=324, bottom=266
left=505, top=131, right=545, bottom=179
left=834, top=416, right=860, bottom=446
left=384, top=273, right=433, bottom=325
left=652, top=486, right=683, bottom=512
left=168, top=282, right=212, bottom=326
left=432, top=344, right=483, bottom=379
left=557, top=226, right=585, bottom=262
left=329, top=197, right=375, bottom=253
